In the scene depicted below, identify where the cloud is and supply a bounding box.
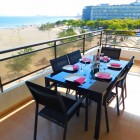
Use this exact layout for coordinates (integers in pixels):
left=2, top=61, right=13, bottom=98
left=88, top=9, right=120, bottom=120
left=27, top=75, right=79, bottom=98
left=0, top=0, right=136, bottom=16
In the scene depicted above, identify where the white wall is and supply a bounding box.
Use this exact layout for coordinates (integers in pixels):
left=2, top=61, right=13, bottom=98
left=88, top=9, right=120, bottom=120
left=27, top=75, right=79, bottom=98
left=121, top=48, right=140, bottom=61
left=0, top=70, right=51, bottom=115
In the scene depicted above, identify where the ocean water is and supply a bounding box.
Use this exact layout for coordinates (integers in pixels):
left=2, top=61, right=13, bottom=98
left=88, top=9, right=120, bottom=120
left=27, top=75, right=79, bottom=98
left=0, top=16, right=77, bottom=28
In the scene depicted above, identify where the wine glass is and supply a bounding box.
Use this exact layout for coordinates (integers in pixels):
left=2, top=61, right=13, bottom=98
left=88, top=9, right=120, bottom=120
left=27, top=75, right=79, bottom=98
left=89, top=71, right=93, bottom=83
left=100, top=53, right=104, bottom=57
left=83, top=63, right=87, bottom=76
left=103, top=64, right=107, bottom=71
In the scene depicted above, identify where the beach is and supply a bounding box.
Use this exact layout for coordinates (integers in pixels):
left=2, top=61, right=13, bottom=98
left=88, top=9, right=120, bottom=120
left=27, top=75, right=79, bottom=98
left=0, top=25, right=81, bottom=85
left=0, top=25, right=65, bottom=84
left=0, top=25, right=64, bottom=51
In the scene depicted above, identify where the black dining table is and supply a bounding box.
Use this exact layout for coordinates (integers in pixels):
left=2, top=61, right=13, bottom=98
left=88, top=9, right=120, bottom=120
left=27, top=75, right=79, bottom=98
left=45, top=59, right=128, bottom=140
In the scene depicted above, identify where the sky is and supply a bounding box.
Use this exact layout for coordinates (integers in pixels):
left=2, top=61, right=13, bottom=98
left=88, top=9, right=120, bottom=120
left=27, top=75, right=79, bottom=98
left=0, top=0, right=137, bottom=16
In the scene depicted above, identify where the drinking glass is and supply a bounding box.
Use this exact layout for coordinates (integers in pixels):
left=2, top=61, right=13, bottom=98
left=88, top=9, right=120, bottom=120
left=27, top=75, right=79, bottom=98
left=89, top=72, right=93, bottom=83
left=103, top=64, right=107, bottom=71
left=83, top=64, right=88, bottom=76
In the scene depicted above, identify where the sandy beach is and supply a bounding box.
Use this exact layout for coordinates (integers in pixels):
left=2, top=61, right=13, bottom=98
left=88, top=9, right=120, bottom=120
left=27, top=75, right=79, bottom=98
left=0, top=25, right=66, bottom=84
left=0, top=25, right=64, bottom=51
left=0, top=25, right=83, bottom=85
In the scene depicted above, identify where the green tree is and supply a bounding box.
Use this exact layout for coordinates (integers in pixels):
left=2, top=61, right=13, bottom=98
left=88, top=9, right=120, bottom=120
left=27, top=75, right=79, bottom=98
left=57, top=28, right=77, bottom=43
left=108, top=22, right=122, bottom=30
left=6, top=48, right=35, bottom=74
left=39, top=23, right=55, bottom=39
left=85, top=20, right=94, bottom=30
left=39, top=23, right=55, bottom=31
left=55, top=20, right=62, bottom=26
left=80, top=29, right=86, bottom=34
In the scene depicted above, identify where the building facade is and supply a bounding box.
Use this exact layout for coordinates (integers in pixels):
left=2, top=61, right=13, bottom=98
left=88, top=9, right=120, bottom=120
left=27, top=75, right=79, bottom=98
left=82, top=1, right=140, bottom=20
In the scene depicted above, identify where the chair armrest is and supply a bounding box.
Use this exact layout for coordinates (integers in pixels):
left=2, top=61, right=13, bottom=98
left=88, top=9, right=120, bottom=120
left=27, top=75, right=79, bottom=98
left=66, top=95, right=87, bottom=116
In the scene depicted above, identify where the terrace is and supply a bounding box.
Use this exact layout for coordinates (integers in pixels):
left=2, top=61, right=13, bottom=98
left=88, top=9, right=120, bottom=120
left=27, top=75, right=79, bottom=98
left=0, top=30, right=140, bottom=140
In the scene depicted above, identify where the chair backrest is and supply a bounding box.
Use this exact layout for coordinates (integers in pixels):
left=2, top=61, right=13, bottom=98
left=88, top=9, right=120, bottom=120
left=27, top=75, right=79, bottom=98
left=67, top=50, right=82, bottom=65
left=117, top=56, right=135, bottom=86
left=50, top=55, right=69, bottom=72
left=103, top=77, right=119, bottom=104
left=26, top=81, right=66, bottom=113
left=105, top=55, right=134, bottom=101
left=107, top=77, right=118, bottom=94
left=127, top=56, right=135, bottom=68
left=101, top=47, right=121, bottom=60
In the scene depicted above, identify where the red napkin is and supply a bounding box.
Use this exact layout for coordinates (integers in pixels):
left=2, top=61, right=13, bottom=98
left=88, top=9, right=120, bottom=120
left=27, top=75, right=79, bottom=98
left=110, top=63, right=121, bottom=67
left=74, top=77, right=86, bottom=84
left=100, top=57, right=110, bottom=61
left=82, top=58, right=91, bottom=63
left=97, top=73, right=111, bottom=79
left=72, top=65, right=79, bottom=70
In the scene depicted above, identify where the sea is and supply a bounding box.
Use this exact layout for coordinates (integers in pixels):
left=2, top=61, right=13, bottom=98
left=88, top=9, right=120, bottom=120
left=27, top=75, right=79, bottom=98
left=0, top=16, right=79, bottom=28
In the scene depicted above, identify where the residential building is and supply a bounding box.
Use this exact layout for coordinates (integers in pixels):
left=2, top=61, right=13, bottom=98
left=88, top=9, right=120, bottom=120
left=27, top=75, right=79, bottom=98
left=82, top=0, right=140, bottom=20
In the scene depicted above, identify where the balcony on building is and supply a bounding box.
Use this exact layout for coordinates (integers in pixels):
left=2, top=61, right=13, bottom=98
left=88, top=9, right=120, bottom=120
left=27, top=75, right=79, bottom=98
left=0, top=29, right=140, bottom=140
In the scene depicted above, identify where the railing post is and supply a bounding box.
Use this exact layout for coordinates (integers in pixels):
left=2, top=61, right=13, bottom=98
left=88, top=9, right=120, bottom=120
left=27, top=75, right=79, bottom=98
left=105, top=30, right=108, bottom=47
left=0, top=77, right=3, bottom=92
left=83, top=34, right=86, bottom=55
left=54, top=41, right=57, bottom=58
left=100, top=31, right=103, bottom=48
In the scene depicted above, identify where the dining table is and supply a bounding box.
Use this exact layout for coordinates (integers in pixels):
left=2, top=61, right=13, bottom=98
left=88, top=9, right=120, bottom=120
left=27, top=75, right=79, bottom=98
left=45, top=58, right=129, bottom=140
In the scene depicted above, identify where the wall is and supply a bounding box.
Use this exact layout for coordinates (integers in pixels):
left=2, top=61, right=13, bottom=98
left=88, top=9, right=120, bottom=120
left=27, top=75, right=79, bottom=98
left=120, top=48, right=140, bottom=61
left=0, top=69, right=51, bottom=117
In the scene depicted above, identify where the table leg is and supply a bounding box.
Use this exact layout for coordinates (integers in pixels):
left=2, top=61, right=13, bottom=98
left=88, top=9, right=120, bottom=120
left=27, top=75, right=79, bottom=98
left=45, top=77, right=50, bottom=87
left=85, top=96, right=88, bottom=131
left=94, top=95, right=103, bottom=140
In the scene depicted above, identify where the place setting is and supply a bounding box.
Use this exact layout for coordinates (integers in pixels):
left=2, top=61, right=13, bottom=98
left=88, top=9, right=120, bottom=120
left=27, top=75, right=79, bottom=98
left=108, top=62, right=122, bottom=70
left=100, top=54, right=111, bottom=63
left=89, top=62, right=113, bottom=82
left=79, top=57, right=91, bottom=64
left=94, top=71, right=112, bottom=81
left=62, top=65, right=79, bottom=73
left=64, top=73, right=86, bottom=85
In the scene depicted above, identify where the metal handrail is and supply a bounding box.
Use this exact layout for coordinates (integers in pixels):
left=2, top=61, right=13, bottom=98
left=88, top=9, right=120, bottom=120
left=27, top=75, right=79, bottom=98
left=0, top=30, right=102, bottom=92
left=0, top=29, right=140, bottom=92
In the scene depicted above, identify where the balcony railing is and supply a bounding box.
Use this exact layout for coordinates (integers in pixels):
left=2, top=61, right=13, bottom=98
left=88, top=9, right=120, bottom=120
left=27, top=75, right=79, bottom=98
left=0, top=29, right=140, bottom=93
left=0, top=30, right=102, bottom=92
left=102, top=30, right=140, bottom=50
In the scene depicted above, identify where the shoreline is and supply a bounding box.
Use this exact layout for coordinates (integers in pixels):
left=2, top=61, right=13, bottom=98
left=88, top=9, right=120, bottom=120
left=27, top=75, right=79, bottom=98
left=0, top=16, right=80, bottom=29
left=0, top=24, right=40, bottom=29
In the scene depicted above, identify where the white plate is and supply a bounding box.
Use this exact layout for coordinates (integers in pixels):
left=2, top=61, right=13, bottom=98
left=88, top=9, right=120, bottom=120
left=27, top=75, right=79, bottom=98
left=108, top=63, right=122, bottom=68
left=63, top=65, right=74, bottom=71
left=95, top=72, right=112, bottom=79
left=65, top=73, right=86, bottom=82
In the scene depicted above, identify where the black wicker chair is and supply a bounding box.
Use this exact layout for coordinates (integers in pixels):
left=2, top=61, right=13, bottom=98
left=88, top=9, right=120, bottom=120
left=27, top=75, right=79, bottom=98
left=50, top=55, right=69, bottom=72
left=100, top=57, right=134, bottom=132
left=50, top=55, right=70, bottom=94
left=26, top=81, right=87, bottom=140
left=67, top=50, right=82, bottom=65
left=101, top=47, right=121, bottom=60
left=117, top=56, right=134, bottom=107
